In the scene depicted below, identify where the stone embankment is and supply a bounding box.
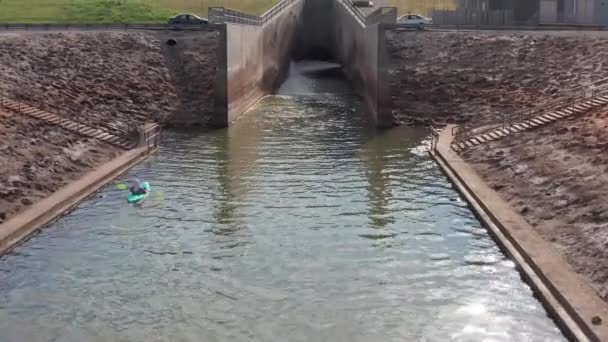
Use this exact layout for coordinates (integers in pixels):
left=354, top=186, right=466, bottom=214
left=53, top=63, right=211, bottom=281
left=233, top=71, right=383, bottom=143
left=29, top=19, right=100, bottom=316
left=463, top=106, right=608, bottom=302
left=0, top=109, right=119, bottom=224
left=393, top=30, right=608, bottom=305
left=0, top=30, right=218, bottom=224
left=0, top=30, right=219, bottom=128
left=387, top=30, right=608, bottom=126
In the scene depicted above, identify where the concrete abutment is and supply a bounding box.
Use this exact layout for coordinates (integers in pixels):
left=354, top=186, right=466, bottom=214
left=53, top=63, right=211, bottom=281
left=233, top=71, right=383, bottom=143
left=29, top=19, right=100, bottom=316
left=209, top=0, right=395, bottom=127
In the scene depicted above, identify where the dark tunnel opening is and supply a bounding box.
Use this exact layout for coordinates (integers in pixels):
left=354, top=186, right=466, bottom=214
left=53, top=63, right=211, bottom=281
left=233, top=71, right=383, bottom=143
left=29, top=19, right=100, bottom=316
left=276, top=0, right=350, bottom=94
left=292, top=45, right=336, bottom=63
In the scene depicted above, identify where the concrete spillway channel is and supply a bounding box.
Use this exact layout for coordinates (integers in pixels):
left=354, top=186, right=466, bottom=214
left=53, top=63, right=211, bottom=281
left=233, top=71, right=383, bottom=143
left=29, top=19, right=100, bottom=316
left=0, top=0, right=603, bottom=341
left=208, top=0, right=396, bottom=128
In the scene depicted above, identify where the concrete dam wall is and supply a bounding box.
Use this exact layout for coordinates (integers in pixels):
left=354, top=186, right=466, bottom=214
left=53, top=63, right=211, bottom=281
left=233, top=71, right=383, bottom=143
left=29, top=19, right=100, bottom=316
left=218, top=1, right=305, bottom=123
left=330, top=1, right=396, bottom=128
left=211, top=0, right=396, bottom=127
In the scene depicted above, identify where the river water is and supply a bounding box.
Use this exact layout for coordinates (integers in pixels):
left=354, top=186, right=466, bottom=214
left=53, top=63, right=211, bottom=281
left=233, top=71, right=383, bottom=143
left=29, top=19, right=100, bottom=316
left=0, top=62, right=564, bottom=341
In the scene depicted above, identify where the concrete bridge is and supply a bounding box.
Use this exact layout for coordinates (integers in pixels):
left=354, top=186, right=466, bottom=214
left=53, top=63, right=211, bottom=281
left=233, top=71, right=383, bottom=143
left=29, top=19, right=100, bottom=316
left=206, top=0, right=397, bottom=128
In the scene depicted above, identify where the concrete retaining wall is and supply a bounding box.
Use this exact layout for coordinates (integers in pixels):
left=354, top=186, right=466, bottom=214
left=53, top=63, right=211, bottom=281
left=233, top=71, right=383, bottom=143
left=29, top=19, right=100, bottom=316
left=432, top=126, right=608, bottom=342
left=261, top=3, right=304, bottom=93
left=334, top=2, right=378, bottom=123
left=224, top=0, right=304, bottom=123
left=156, top=29, right=226, bottom=127
left=321, top=0, right=394, bottom=127
left=0, top=145, right=158, bottom=255
left=225, top=23, right=264, bottom=122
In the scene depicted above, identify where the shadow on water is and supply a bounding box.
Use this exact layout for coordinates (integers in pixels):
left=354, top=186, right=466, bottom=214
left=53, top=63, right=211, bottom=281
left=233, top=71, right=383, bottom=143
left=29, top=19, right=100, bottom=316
left=361, top=128, right=429, bottom=228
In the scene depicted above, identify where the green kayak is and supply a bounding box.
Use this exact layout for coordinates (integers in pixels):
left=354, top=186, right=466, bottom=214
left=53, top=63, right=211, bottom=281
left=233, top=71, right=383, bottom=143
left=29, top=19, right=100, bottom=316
left=127, top=182, right=151, bottom=204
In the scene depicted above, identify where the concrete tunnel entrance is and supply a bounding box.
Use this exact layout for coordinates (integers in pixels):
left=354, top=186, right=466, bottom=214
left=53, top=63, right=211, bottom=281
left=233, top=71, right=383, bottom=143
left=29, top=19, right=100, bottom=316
left=216, top=0, right=395, bottom=128
left=278, top=0, right=350, bottom=95
left=291, top=0, right=338, bottom=63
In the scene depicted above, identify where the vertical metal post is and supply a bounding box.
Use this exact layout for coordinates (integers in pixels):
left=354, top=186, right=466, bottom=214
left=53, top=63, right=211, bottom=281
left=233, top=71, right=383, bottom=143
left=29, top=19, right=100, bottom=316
left=146, top=129, right=150, bottom=154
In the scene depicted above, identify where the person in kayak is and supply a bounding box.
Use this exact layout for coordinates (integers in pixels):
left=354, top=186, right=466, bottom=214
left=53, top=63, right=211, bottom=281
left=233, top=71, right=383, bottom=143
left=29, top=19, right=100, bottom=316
left=129, top=179, right=148, bottom=195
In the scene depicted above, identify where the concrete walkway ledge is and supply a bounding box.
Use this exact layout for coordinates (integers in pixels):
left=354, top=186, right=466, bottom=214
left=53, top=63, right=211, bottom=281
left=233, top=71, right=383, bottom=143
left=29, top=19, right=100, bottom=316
left=0, top=146, right=157, bottom=255
left=432, top=126, right=608, bottom=342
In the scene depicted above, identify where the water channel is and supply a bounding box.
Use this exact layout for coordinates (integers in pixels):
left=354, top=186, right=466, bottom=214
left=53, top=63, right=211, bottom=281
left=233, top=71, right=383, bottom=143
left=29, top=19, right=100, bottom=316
left=0, top=62, right=564, bottom=341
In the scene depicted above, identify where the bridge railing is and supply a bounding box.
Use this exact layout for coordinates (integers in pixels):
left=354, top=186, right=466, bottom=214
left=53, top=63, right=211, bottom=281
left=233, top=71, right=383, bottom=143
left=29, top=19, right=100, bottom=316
left=261, top=0, right=300, bottom=24
left=337, top=0, right=397, bottom=26
left=451, top=77, right=608, bottom=149
left=210, top=0, right=299, bottom=26
left=209, top=7, right=261, bottom=26
left=337, top=0, right=368, bottom=26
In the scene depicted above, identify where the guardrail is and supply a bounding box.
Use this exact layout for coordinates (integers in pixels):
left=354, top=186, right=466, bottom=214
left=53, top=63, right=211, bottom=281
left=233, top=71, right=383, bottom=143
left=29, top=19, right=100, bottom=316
left=261, top=0, right=299, bottom=24
left=209, top=7, right=261, bottom=26
left=337, top=0, right=367, bottom=26
left=336, top=0, right=397, bottom=27
left=209, top=0, right=299, bottom=26
left=386, top=23, right=608, bottom=31
left=451, top=77, right=608, bottom=148
left=0, top=23, right=221, bottom=31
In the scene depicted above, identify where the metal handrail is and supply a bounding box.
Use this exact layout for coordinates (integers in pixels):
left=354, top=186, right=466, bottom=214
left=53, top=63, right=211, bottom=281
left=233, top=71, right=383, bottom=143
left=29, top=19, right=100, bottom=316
left=63, top=86, right=139, bottom=135
left=336, top=0, right=397, bottom=27
left=0, top=86, right=136, bottom=142
left=429, top=124, right=441, bottom=151
left=261, top=0, right=298, bottom=24
left=452, top=78, right=608, bottom=146
left=142, top=124, right=161, bottom=154
left=210, top=0, right=299, bottom=26
left=338, top=0, right=367, bottom=25
left=210, top=0, right=395, bottom=28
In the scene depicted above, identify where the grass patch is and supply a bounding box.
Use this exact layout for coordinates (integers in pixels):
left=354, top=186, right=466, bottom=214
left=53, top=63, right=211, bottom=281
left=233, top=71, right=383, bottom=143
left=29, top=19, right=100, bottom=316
left=0, top=0, right=456, bottom=23
left=0, top=0, right=278, bottom=23
left=64, top=0, right=173, bottom=23
left=0, top=0, right=70, bottom=23
left=157, top=0, right=278, bottom=16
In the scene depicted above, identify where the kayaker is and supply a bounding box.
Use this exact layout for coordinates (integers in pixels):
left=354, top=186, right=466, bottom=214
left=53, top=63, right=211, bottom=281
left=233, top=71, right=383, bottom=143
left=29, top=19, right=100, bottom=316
left=129, top=179, right=148, bottom=195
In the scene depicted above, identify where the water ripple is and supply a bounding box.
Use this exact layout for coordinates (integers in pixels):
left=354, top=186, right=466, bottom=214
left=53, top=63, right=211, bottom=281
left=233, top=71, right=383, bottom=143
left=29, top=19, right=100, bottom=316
left=0, top=94, right=563, bottom=342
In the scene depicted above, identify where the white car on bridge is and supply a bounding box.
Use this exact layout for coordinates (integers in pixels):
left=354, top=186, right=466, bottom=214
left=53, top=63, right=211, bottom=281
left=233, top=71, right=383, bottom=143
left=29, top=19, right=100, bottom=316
left=397, top=14, right=433, bottom=29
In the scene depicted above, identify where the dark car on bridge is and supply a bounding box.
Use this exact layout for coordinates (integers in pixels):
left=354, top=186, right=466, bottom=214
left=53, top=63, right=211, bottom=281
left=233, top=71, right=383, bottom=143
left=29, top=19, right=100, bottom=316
left=352, top=0, right=374, bottom=7
left=168, top=13, right=209, bottom=25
